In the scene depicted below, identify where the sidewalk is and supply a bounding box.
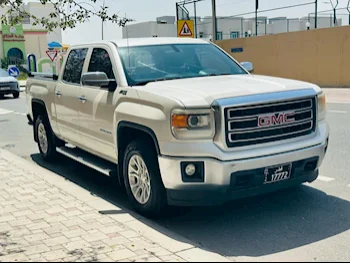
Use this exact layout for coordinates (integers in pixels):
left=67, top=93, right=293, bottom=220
left=0, top=149, right=230, bottom=262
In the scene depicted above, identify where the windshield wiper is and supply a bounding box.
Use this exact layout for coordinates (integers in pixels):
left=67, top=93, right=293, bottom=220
left=206, top=73, right=232, bottom=77
left=132, top=77, right=183, bottom=86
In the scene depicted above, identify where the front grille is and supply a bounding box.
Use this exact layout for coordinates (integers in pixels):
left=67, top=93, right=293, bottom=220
left=0, top=82, right=13, bottom=87
left=224, top=97, right=317, bottom=148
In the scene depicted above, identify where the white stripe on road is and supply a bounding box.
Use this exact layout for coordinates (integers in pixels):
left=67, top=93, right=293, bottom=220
left=318, top=175, right=335, bottom=182
left=0, top=109, right=14, bottom=115
left=328, top=110, right=348, bottom=114
left=13, top=112, right=27, bottom=116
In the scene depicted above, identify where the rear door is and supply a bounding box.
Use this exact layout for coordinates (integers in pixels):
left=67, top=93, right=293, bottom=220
left=55, top=47, right=88, bottom=143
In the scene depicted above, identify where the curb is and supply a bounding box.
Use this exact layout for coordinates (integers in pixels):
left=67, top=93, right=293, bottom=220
left=0, top=149, right=232, bottom=262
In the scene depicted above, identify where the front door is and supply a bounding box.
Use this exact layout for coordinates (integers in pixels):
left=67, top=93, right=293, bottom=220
left=78, top=47, right=117, bottom=161
left=55, top=47, right=88, bottom=144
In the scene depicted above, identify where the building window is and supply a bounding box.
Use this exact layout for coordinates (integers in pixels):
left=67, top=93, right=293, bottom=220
left=199, top=32, right=204, bottom=38
left=216, top=32, right=223, bottom=40
left=230, top=31, right=240, bottom=39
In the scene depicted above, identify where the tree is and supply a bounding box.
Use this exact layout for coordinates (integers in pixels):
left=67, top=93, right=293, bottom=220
left=0, top=0, right=133, bottom=31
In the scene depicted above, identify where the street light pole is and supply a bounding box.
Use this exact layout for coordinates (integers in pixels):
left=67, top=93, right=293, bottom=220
left=211, top=0, right=217, bottom=41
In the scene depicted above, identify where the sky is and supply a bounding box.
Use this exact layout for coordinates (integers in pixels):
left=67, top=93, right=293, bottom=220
left=46, top=0, right=349, bottom=44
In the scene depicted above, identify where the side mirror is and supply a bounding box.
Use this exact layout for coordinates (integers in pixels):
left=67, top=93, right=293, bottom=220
left=81, top=72, right=110, bottom=87
left=241, top=62, right=254, bottom=73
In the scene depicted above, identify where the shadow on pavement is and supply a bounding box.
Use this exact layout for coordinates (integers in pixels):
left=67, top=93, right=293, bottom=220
left=31, top=153, right=350, bottom=259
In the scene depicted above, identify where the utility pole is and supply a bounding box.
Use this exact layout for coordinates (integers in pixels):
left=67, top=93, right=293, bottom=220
left=348, top=0, right=350, bottom=25
left=211, top=0, right=217, bottom=41
left=255, top=0, right=258, bottom=36
left=315, top=0, right=318, bottom=28
left=194, top=1, right=197, bottom=38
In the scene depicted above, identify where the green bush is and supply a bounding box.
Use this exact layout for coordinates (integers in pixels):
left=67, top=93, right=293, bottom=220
left=17, top=72, right=28, bottom=81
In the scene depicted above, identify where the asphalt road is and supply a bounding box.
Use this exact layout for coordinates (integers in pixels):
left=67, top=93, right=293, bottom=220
left=1, top=92, right=349, bottom=262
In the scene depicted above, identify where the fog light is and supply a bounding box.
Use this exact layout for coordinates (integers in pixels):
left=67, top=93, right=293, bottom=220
left=181, top=161, right=205, bottom=183
left=185, top=164, right=196, bottom=176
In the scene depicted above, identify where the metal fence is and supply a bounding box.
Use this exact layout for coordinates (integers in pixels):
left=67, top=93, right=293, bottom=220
left=176, top=0, right=350, bottom=40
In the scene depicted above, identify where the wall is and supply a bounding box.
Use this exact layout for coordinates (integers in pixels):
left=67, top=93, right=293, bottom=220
left=25, top=2, right=62, bottom=43
left=24, top=33, right=47, bottom=58
left=216, top=25, right=350, bottom=87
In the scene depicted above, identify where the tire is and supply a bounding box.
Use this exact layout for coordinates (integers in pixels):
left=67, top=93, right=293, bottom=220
left=35, top=115, right=57, bottom=162
left=13, top=92, right=20, bottom=99
left=0, top=95, right=4, bottom=99
left=123, top=140, right=167, bottom=218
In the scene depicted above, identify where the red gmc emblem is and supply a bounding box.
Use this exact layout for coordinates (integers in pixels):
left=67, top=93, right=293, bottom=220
left=258, top=112, right=296, bottom=127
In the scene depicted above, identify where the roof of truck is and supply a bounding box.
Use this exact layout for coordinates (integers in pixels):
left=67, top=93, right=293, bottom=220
left=70, top=37, right=211, bottom=49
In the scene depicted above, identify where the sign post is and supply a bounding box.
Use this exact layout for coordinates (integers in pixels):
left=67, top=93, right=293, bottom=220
left=177, top=20, right=195, bottom=38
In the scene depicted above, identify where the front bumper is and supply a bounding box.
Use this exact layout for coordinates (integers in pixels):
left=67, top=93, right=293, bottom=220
left=0, top=83, right=20, bottom=95
left=158, top=127, right=329, bottom=206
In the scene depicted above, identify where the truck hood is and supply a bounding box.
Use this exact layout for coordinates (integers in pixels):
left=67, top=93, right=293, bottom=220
left=0, top=76, right=18, bottom=83
left=138, top=74, right=321, bottom=107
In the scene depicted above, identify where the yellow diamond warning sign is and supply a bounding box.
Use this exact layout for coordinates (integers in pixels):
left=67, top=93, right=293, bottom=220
left=177, top=20, right=194, bottom=38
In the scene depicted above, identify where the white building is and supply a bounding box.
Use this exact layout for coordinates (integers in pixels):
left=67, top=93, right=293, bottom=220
left=122, top=15, right=343, bottom=40
left=122, top=16, right=177, bottom=38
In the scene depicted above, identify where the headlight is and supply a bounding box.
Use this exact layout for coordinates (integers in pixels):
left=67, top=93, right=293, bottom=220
left=317, top=91, right=326, bottom=121
left=171, top=109, right=215, bottom=140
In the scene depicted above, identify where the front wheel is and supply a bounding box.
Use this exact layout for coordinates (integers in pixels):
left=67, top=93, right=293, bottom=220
left=13, top=92, right=20, bottom=99
left=35, top=115, right=57, bottom=162
left=123, top=140, right=167, bottom=218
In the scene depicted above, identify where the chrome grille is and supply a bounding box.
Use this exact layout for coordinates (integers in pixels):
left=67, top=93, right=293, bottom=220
left=224, top=97, right=317, bottom=147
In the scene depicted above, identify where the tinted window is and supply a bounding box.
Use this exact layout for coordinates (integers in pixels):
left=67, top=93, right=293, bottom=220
left=63, top=48, right=88, bottom=84
left=117, top=43, right=247, bottom=86
left=88, top=48, right=115, bottom=79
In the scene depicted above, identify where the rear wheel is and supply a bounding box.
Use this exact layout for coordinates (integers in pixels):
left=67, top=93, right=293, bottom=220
left=35, top=115, right=57, bottom=162
left=0, top=94, right=4, bottom=99
left=13, top=92, right=20, bottom=99
left=123, top=140, right=167, bottom=218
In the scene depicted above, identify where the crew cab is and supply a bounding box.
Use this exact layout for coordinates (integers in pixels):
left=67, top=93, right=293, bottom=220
left=26, top=38, right=329, bottom=217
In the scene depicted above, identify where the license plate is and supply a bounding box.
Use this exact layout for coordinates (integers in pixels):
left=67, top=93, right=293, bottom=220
left=264, top=163, right=292, bottom=184
left=0, top=87, right=10, bottom=91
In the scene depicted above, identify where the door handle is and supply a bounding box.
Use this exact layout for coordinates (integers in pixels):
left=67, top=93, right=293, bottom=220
left=78, top=96, right=87, bottom=103
left=55, top=91, right=62, bottom=98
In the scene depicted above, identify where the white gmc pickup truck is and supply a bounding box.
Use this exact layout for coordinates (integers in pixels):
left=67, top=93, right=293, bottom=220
left=26, top=38, right=329, bottom=217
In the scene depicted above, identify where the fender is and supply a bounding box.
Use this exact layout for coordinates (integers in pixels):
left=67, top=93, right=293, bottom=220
left=117, top=121, right=161, bottom=155
left=31, top=99, right=62, bottom=146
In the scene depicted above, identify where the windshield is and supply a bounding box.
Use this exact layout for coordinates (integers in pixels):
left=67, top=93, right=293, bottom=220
left=117, top=43, right=248, bottom=86
left=0, top=69, right=9, bottom=78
